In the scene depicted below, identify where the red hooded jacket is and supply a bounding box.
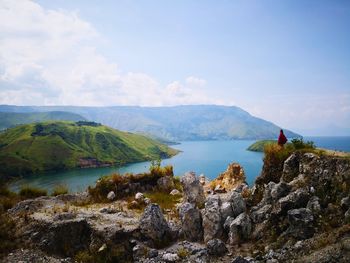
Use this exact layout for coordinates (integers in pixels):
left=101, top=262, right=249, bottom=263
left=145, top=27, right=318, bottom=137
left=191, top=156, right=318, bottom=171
left=278, top=131, right=287, bottom=145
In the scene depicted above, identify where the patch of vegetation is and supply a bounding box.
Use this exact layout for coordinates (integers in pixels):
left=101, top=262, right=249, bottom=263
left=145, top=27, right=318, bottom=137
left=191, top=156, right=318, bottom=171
left=177, top=247, right=190, bottom=258
left=144, top=191, right=181, bottom=211
left=247, top=140, right=277, bottom=152
left=74, top=244, right=132, bottom=263
left=51, top=184, right=69, bottom=196
left=0, top=121, right=178, bottom=179
left=88, top=163, right=176, bottom=203
left=19, top=185, right=47, bottom=199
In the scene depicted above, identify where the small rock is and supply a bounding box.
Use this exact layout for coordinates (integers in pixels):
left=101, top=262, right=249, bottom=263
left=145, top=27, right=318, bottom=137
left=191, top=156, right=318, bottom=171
left=170, top=189, right=181, bottom=196
left=341, top=197, right=350, bottom=210
left=162, top=253, right=180, bottom=262
left=157, top=176, right=175, bottom=192
left=206, top=238, right=227, bottom=256
left=107, top=191, right=116, bottom=201
left=306, top=196, right=321, bottom=214
left=135, top=192, right=145, bottom=202
left=214, top=184, right=226, bottom=193
left=144, top=198, right=151, bottom=205
left=98, top=244, right=107, bottom=252
left=231, top=256, right=250, bottom=263
left=99, top=207, right=117, bottom=214
left=148, top=249, right=159, bottom=258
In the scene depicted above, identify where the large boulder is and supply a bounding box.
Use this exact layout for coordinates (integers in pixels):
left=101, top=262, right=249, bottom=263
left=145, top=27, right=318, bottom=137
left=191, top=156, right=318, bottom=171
left=273, top=188, right=310, bottom=215
left=180, top=172, right=206, bottom=207
left=281, top=153, right=301, bottom=183
left=228, top=213, right=252, bottom=245
left=202, top=195, right=223, bottom=242
left=179, top=202, right=203, bottom=242
left=206, top=238, right=228, bottom=256
left=38, top=218, right=92, bottom=256
left=139, top=204, right=172, bottom=247
left=251, top=204, right=272, bottom=224
left=286, top=208, right=314, bottom=239
left=229, top=191, right=246, bottom=217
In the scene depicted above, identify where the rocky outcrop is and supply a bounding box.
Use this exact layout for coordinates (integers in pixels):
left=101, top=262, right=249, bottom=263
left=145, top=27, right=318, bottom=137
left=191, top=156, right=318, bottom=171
left=202, top=195, right=223, bottom=242
left=178, top=202, right=203, bottom=242
left=180, top=172, right=205, bottom=207
left=139, top=204, right=172, bottom=248
left=209, top=163, right=246, bottom=193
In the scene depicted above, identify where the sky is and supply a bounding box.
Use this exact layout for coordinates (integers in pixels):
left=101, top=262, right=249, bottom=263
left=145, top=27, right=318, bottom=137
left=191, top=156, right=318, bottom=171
left=0, top=0, right=349, bottom=136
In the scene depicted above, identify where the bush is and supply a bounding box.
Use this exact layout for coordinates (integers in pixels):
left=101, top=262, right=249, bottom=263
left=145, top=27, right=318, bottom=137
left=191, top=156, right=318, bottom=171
left=291, top=138, right=315, bottom=150
left=19, top=185, right=47, bottom=199
left=144, top=192, right=180, bottom=210
left=51, top=184, right=69, bottom=196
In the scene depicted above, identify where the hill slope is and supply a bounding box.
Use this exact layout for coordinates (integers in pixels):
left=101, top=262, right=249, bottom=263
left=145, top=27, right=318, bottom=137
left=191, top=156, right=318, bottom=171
left=0, top=105, right=300, bottom=140
left=0, top=111, right=86, bottom=130
left=0, top=121, right=178, bottom=178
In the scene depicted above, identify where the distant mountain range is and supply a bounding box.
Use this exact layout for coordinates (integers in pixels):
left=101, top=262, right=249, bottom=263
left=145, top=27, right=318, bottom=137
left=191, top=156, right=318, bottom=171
left=0, top=105, right=300, bottom=140
left=0, top=121, right=177, bottom=178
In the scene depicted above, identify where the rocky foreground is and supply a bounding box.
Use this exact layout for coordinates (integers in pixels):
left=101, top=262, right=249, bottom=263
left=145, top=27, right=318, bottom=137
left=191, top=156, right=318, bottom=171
left=2, top=152, right=350, bottom=263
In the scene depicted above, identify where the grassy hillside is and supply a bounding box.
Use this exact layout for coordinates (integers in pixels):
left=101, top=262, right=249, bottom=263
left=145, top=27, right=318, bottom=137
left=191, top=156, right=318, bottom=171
left=0, top=105, right=301, bottom=140
left=247, top=140, right=277, bottom=152
left=0, top=121, right=178, bottom=179
left=0, top=111, right=86, bottom=130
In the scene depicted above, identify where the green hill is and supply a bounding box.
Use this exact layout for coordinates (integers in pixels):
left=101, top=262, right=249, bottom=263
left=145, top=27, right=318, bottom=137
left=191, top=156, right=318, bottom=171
left=0, top=121, right=178, bottom=179
left=0, top=111, right=86, bottom=130
left=247, top=140, right=277, bottom=152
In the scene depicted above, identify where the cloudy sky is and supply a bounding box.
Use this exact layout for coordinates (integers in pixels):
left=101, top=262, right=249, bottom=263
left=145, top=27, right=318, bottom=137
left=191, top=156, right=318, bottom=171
left=0, top=0, right=349, bottom=135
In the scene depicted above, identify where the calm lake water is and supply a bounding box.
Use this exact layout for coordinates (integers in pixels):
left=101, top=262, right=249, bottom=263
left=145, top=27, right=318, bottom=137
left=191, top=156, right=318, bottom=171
left=9, top=136, right=350, bottom=194
left=9, top=140, right=263, bottom=193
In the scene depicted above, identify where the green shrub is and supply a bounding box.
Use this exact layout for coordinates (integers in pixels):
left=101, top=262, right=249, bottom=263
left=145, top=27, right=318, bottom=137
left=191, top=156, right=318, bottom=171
left=51, top=184, right=69, bottom=196
left=19, top=185, right=47, bottom=199
left=291, top=138, right=315, bottom=150
left=144, top=192, right=180, bottom=210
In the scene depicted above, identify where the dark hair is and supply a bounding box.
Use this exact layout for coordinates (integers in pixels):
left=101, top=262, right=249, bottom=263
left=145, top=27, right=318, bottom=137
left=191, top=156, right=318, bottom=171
left=280, top=129, right=284, bottom=133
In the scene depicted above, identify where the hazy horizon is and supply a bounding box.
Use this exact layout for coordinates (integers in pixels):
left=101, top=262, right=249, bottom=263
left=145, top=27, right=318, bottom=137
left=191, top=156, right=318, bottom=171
left=1, top=0, right=349, bottom=136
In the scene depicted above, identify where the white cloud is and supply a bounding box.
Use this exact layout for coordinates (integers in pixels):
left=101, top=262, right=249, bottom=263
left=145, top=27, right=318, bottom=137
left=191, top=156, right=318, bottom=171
left=0, top=0, right=215, bottom=106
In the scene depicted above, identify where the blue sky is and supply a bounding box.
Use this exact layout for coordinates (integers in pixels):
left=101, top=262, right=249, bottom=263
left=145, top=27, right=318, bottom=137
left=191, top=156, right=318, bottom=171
left=0, top=0, right=349, bottom=135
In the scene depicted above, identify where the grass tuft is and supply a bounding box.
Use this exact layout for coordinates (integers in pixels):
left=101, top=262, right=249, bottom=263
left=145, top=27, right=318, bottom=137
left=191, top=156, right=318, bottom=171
left=19, top=185, right=47, bottom=199
left=51, top=184, right=69, bottom=196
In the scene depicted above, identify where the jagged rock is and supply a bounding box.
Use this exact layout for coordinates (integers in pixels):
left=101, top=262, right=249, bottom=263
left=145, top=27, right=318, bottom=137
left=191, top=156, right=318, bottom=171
left=306, top=196, right=321, bottom=214
left=99, top=207, right=117, bottom=214
left=341, top=197, right=350, bottom=210
left=139, top=204, right=172, bottom=247
left=135, top=192, right=145, bottom=203
left=270, top=182, right=291, bottom=200
left=144, top=198, right=151, bottom=205
left=220, top=202, right=234, bottom=222
left=229, top=191, right=246, bottom=217
left=206, top=238, right=227, bottom=256
left=162, top=253, right=180, bottom=262
left=181, top=172, right=206, bottom=207
left=202, top=195, right=223, bottom=242
left=170, top=189, right=181, bottom=196
left=251, top=204, right=272, bottom=223
left=282, top=153, right=301, bottom=183
left=223, top=216, right=234, bottom=230
left=132, top=244, right=148, bottom=260
left=157, top=176, right=175, bottom=192
left=345, top=208, right=350, bottom=223
left=234, top=183, right=249, bottom=193
left=210, top=163, right=246, bottom=192
left=179, top=202, right=203, bottom=241
left=199, top=174, right=208, bottom=185
left=274, top=188, right=310, bottom=215
left=231, top=256, right=251, bottom=263
left=228, top=213, right=252, bottom=245
left=53, top=212, right=76, bottom=221
left=107, top=191, right=116, bottom=201
left=39, top=218, right=92, bottom=256
left=287, top=208, right=314, bottom=239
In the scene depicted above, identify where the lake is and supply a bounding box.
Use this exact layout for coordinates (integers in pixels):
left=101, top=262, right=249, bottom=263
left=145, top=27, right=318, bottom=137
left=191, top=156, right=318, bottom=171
left=9, top=136, right=350, bottom=194
left=9, top=140, right=263, bottom=193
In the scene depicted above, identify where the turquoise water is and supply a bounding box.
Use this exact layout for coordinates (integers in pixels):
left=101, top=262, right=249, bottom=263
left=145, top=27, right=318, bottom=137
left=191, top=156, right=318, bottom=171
left=305, top=136, right=350, bottom=152
left=9, top=140, right=263, bottom=193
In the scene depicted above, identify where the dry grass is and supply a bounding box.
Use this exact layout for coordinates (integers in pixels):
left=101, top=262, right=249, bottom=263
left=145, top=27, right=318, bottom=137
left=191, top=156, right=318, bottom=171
left=19, top=185, right=47, bottom=199
left=144, top=191, right=181, bottom=211
left=51, top=184, right=69, bottom=196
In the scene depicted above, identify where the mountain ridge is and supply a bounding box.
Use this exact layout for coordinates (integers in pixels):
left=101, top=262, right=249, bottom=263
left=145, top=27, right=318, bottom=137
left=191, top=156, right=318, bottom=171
left=0, top=104, right=300, bottom=140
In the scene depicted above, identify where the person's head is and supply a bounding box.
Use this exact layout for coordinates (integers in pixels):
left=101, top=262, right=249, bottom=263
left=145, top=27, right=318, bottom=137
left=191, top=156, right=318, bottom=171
left=280, top=129, right=284, bottom=134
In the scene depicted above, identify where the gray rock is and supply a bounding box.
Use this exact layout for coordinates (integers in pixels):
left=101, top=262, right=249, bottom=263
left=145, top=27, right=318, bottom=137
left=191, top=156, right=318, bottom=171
left=180, top=172, right=206, bottom=207
left=202, top=195, right=223, bottom=242
left=229, top=191, right=246, bottom=217
left=179, top=202, right=203, bottom=242
left=282, top=153, right=301, bottom=183
left=231, top=256, right=251, bottom=263
left=107, top=191, right=116, bottom=201
left=223, top=216, right=234, bottom=230
left=139, top=204, right=172, bottom=247
left=270, top=182, right=290, bottom=200
left=345, top=208, right=350, bottom=223
left=53, top=212, right=76, bottom=221
left=251, top=205, right=272, bottom=224
left=170, top=189, right=181, bottom=196
left=287, top=208, right=314, bottom=239
left=306, top=196, right=321, bottom=214
left=274, top=188, right=309, bottom=215
left=157, top=176, right=175, bottom=192
left=341, top=197, right=350, bottom=210
left=162, top=253, right=180, bottom=262
left=228, top=213, right=252, bottom=245
left=99, top=207, right=117, bottom=214
left=206, top=238, right=227, bottom=256
left=135, top=192, right=145, bottom=202
left=220, top=202, right=234, bottom=222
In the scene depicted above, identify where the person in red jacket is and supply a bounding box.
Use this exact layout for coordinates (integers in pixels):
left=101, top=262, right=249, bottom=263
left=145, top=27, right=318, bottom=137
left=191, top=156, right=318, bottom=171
left=278, top=129, right=287, bottom=146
